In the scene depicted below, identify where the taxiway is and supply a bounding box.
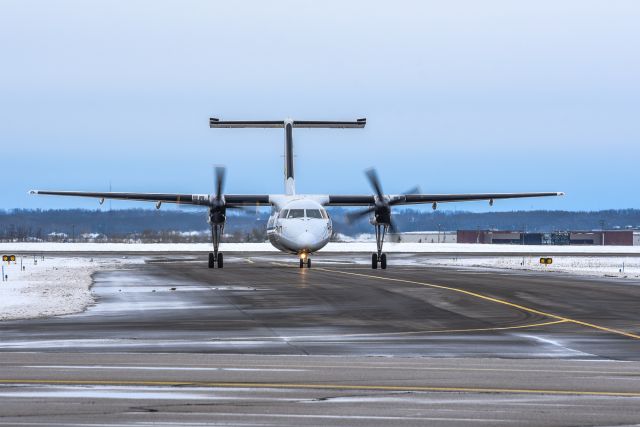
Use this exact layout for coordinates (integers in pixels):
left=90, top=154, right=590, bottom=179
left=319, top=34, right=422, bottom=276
left=1, top=254, right=640, bottom=426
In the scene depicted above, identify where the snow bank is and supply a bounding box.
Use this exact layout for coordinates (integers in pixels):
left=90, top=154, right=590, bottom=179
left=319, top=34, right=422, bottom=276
left=0, top=256, right=141, bottom=321
left=1, top=242, right=639, bottom=255
left=0, top=243, right=277, bottom=253
left=414, top=256, right=640, bottom=279
left=326, top=242, right=640, bottom=254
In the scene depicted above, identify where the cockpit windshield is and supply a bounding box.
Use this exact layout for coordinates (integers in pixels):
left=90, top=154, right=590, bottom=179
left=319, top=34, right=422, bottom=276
left=287, top=209, right=305, bottom=218
left=306, top=209, right=323, bottom=219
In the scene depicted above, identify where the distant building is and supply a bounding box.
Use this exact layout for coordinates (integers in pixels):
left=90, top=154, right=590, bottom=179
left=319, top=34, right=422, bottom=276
left=388, top=231, right=457, bottom=243
left=457, top=230, right=640, bottom=246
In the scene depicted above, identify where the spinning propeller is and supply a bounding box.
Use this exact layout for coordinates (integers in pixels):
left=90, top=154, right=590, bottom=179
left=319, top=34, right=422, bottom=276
left=346, top=168, right=420, bottom=233
left=209, top=166, right=247, bottom=224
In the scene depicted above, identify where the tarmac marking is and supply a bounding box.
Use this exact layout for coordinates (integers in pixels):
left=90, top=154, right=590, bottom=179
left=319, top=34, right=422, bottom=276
left=13, top=362, right=639, bottom=376
left=1, top=379, right=640, bottom=397
left=204, top=319, right=569, bottom=342
left=270, top=262, right=293, bottom=267
left=317, top=268, right=640, bottom=341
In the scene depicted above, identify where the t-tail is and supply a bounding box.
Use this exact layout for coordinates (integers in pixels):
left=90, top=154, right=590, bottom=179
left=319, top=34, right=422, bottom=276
left=210, top=117, right=366, bottom=195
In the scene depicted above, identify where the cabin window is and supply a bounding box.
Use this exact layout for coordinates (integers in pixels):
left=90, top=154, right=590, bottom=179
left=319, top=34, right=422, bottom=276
left=306, top=209, right=323, bottom=219
left=287, top=209, right=305, bottom=218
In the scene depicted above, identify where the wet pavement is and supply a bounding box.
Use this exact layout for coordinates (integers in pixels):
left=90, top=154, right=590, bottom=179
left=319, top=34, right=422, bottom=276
left=1, top=253, right=640, bottom=426
left=2, top=254, right=640, bottom=359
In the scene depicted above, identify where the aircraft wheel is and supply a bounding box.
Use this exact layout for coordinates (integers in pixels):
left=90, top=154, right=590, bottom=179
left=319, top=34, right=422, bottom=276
left=299, top=259, right=304, bottom=268
left=208, top=252, right=215, bottom=269
left=371, top=253, right=378, bottom=269
left=380, top=253, right=387, bottom=270
left=307, top=258, right=312, bottom=268
left=217, top=252, right=224, bottom=269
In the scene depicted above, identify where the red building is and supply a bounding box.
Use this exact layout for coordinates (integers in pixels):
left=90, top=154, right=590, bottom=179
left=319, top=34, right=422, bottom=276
left=457, top=230, right=638, bottom=246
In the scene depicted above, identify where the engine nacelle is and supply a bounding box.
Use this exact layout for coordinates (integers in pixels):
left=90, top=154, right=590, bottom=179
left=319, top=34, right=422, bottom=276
left=208, top=207, right=226, bottom=225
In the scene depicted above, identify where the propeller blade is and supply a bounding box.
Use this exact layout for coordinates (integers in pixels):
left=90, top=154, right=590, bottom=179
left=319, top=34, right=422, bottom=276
left=346, top=206, right=376, bottom=223
left=388, top=196, right=405, bottom=206
left=388, top=218, right=398, bottom=234
left=226, top=205, right=254, bottom=214
left=215, top=166, right=225, bottom=201
left=365, top=168, right=385, bottom=201
left=403, top=186, right=421, bottom=196
left=389, top=186, right=421, bottom=206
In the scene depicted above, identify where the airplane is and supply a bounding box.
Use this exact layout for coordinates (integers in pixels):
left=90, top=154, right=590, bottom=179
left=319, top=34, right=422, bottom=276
left=30, top=117, right=563, bottom=269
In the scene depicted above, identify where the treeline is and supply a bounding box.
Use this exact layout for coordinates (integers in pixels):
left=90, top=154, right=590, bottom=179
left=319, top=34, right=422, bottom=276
left=333, top=208, right=640, bottom=235
left=0, top=209, right=270, bottom=242
left=1, top=208, right=639, bottom=242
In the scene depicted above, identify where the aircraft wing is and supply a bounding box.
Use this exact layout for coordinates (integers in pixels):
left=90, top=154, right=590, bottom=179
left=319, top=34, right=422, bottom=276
left=326, top=192, right=564, bottom=206
left=29, top=190, right=272, bottom=207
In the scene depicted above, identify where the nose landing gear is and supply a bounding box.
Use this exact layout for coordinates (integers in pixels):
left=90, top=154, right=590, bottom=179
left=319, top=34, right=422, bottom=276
left=299, top=254, right=311, bottom=268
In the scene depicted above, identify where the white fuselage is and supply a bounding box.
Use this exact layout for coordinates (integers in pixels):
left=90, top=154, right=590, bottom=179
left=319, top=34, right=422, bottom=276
left=266, top=197, right=332, bottom=254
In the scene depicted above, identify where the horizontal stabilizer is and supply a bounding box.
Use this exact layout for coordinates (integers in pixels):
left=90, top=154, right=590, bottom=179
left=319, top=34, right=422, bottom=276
left=209, top=118, right=366, bottom=128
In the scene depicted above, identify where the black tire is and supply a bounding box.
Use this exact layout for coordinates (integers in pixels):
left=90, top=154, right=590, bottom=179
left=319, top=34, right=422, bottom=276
left=208, top=253, right=215, bottom=269
left=217, top=252, right=224, bottom=269
left=307, top=258, right=311, bottom=268
left=299, top=259, right=304, bottom=268
left=380, top=253, right=387, bottom=270
left=371, top=253, right=378, bottom=269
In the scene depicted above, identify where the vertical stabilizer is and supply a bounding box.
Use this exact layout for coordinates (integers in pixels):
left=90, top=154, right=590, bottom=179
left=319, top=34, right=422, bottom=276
left=284, top=119, right=295, bottom=195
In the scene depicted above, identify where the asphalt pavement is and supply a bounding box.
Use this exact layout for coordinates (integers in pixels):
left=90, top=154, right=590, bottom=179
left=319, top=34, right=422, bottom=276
left=1, top=253, right=640, bottom=426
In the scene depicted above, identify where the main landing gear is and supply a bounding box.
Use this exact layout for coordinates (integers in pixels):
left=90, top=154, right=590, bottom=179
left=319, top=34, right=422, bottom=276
left=208, top=252, right=223, bottom=269
left=299, top=254, right=311, bottom=268
left=371, top=223, right=388, bottom=269
left=209, top=223, right=224, bottom=269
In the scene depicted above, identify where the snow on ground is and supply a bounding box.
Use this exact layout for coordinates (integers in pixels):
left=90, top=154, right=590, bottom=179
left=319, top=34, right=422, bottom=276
left=410, top=256, right=640, bottom=279
left=0, top=256, right=142, bottom=321
left=1, top=242, right=640, bottom=254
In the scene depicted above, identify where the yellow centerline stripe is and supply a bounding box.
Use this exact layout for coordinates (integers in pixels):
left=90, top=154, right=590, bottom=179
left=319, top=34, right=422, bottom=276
left=389, top=319, right=569, bottom=336
left=208, top=320, right=570, bottom=342
left=1, top=379, right=640, bottom=397
left=317, top=267, right=640, bottom=340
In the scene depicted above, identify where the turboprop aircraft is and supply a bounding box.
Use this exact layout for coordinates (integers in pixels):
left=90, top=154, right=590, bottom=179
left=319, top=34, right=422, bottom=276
left=30, top=117, right=563, bottom=269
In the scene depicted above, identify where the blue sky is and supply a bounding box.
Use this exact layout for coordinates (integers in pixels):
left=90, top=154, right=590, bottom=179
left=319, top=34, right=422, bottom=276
left=1, top=0, right=638, bottom=212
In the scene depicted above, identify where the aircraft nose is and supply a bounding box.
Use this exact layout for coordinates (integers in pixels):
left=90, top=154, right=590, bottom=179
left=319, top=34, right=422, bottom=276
left=298, top=232, right=318, bottom=248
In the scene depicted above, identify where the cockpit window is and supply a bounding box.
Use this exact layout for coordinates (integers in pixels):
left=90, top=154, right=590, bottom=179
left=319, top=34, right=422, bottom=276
left=306, top=209, right=323, bottom=219
left=279, top=209, right=289, bottom=218
left=287, top=209, right=305, bottom=218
